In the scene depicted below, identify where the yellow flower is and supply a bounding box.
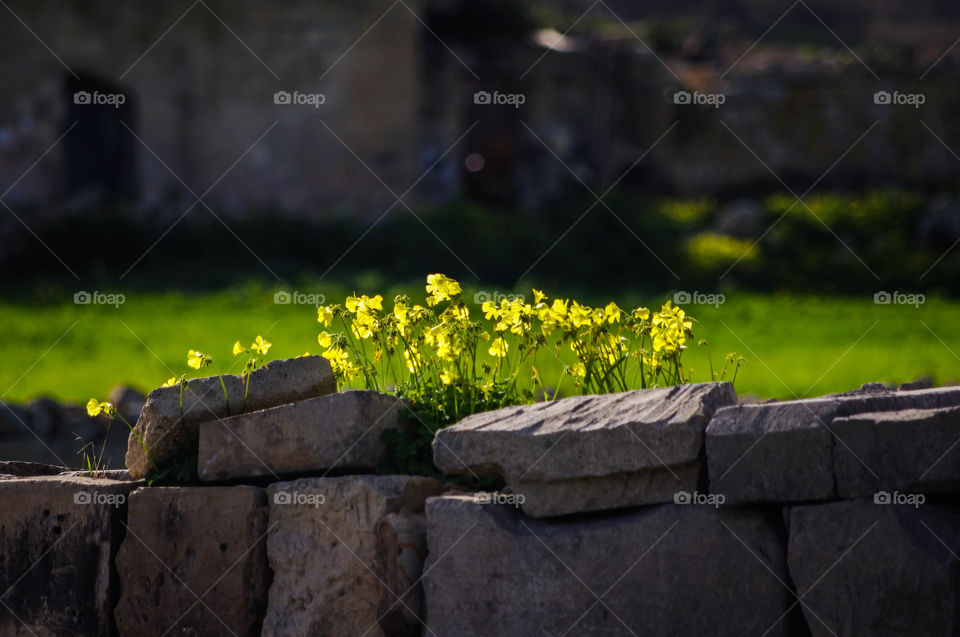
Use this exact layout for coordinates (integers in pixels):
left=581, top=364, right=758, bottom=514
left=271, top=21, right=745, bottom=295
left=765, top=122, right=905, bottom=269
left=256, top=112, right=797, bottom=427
left=318, top=332, right=335, bottom=348
left=482, top=300, right=500, bottom=320
left=351, top=311, right=378, bottom=339
left=404, top=345, right=421, bottom=373
left=393, top=300, right=410, bottom=333
left=322, top=345, right=356, bottom=380
left=87, top=398, right=115, bottom=418
left=569, top=301, right=593, bottom=328
left=317, top=305, right=335, bottom=327
left=532, top=289, right=547, bottom=305
left=441, top=304, right=470, bottom=326
left=488, top=337, right=508, bottom=358
left=479, top=380, right=495, bottom=397
left=162, top=377, right=178, bottom=388
left=439, top=367, right=459, bottom=385
left=570, top=362, right=587, bottom=378
left=425, top=274, right=461, bottom=306
left=346, top=294, right=383, bottom=315
left=644, top=352, right=661, bottom=369
left=187, top=349, right=209, bottom=369
left=251, top=335, right=272, bottom=356
left=603, top=302, right=622, bottom=324
left=232, top=341, right=247, bottom=356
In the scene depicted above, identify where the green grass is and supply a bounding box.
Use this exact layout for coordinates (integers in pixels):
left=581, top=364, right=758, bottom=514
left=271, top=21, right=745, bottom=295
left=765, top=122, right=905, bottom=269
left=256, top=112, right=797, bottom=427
left=1, top=281, right=959, bottom=405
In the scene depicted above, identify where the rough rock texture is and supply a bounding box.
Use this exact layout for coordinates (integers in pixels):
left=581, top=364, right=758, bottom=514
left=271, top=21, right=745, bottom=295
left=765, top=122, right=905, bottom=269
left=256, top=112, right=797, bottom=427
left=262, top=475, right=444, bottom=637
left=0, top=475, right=136, bottom=636
left=423, top=496, right=805, bottom=637
left=433, top=383, right=736, bottom=516
left=125, top=356, right=335, bottom=479
left=707, top=385, right=960, bottom=503
left=198, top=391, right=404, bottom=481
left=114, top=486, right=269, bottom=637
left=787, top=499, right=960, bottom=636
left=832, top=406, right=960, bottom=498
left=0, top=461, right=67, bottom=476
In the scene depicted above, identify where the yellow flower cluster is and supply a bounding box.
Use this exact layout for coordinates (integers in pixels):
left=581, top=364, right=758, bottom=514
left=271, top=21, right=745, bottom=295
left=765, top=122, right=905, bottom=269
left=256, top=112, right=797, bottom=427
left=316, top=274, right=699, bottom=421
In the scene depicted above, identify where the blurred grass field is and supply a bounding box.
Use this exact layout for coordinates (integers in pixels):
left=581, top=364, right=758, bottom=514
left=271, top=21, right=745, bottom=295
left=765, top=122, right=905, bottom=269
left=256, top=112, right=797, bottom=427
left=2, top=279, right=959, bottom=405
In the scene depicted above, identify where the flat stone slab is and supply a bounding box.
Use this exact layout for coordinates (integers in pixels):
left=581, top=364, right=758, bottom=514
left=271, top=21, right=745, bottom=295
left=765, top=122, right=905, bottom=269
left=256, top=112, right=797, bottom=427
left=0, top=460, right=68, bottom=476
left=832, top=405, right=960, bottom=498
left=197, top=390, right=405, bottom=481
left=262, top=475, right=444, bottom=637
left=126, top=355, right=335, bottom=479
left=787, top=498, right=960, bottom=636
left=0, top=475, right=137, bottom=636
left=433, top=383, right=736, bottom=516
left=707, top=385, right=960, bottom=503
left=114, top=486, right=269, bottom=637
left=423, top=495, right=804, bottom=636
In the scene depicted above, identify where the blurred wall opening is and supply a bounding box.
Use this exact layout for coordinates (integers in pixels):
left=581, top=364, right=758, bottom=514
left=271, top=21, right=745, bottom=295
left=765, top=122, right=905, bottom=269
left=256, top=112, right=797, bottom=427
left=64, top=74, right=137, bottom=201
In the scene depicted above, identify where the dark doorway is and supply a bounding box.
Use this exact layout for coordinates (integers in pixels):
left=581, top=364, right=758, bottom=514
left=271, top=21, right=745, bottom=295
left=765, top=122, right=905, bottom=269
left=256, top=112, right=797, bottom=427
left=64, top=74, right=137, bottom=200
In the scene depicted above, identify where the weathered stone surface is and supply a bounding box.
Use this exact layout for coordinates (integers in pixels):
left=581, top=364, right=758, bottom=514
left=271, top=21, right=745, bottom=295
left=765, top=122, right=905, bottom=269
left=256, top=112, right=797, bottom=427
left=423, top=496, right=804, bottom=637
left=0, top=475, right=135, bottom=636
left=114, top=486, right=269, bottom=637
left=198, top=390, right=403, bottom=481
left=832, top=406, right=960, bottom=498
left=787, top=498, right=960, bottom=636
left=0, top=460, right=67, bottom=476
left=433, top=383, right=736, bottom=516
left=707, top=385, right=960, bottom=503
left=126, top=355, right=335, bottom=479
left=263, top=475, right=444, bottom=637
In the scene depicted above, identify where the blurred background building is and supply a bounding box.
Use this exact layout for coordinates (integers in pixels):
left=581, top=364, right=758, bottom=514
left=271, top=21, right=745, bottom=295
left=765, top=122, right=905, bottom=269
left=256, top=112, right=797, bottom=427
left=1, top=0, right=959, bottom=224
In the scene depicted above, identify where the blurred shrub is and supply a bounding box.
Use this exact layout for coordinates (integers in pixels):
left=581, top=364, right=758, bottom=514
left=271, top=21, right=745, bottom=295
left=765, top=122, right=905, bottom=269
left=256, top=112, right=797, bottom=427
left=3, top=187, right=959, bottom=297
left=686, top=232, right=758, bottom=271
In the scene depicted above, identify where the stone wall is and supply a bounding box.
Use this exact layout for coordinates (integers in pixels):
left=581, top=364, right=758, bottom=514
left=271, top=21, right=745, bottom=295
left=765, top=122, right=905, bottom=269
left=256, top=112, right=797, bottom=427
left=1, top=361, right=958, bottom=635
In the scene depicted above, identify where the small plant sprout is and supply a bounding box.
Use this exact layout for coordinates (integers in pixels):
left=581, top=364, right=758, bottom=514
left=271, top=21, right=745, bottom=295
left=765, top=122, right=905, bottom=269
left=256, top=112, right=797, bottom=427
left=233, top=335, right=273, bottom=408
left=698, top=339, right=745, bottom=383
